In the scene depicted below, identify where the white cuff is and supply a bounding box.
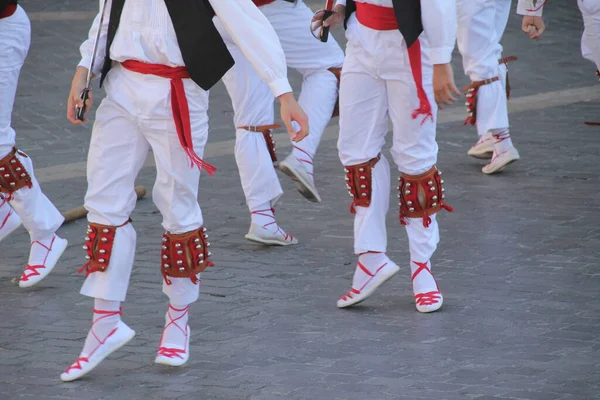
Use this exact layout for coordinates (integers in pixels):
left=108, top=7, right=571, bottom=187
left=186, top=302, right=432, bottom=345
left=517, top=2, right=544, bottom=16
left=78, top=58, right=101, bottom=79
left=268, top=78, right=293, bottom=98
left=336, top=0, right=347, bottom=6
left=429, top=47, right=454, bottom=65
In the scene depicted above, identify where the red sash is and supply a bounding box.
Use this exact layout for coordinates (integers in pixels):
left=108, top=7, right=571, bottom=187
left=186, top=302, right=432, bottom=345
left=121, top=60, right=216, bottom=176
left=355, top=2, right=433, bottom=125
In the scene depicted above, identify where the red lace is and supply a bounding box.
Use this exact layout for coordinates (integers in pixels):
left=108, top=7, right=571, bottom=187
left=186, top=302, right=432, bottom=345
left=484, top=146, right=512, bottom=168
left=64, top=308, right=122, bottom=373
left=411, top=261, right=441, bottom=306
left=339, top=260, right=388, bottom=302
left=0, top=195, right=14, bottom=230
left=492, top=129, right=510, bottom=144
left=157, top=304, right=189, bottom=359
left=471, top=136, right=493, bottom=149
left=20, top=236, right=56, bottom=282
left=293, top=146, right=314, bottom=176
left=251, top=208, right=295, bottom=242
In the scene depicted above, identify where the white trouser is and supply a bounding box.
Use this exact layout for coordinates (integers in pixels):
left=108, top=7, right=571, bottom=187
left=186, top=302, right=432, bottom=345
left=457, top=0, right=512, bottom=137
left=80, top=65, right=205, bottom=304
left=0, top=6, right=63, bottom=241
left=215, top=0, right=345, bottom=210
left=337, top=15, right=440, bottom=263
left=579, top=0, right=600, bottom=71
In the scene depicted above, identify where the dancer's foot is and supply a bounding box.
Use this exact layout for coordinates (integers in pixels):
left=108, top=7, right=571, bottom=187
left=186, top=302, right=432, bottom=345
left=245, top=208, right=297, bottom=246
left=411, top=261, right=443, bottom=313
left=155, top=304, right=191, bottom=367
left=337, top=253, right=400, bottom=308
left=19, top=234, right=68, bottom=288
left=278, top=148, right=321, bottom=203
left=61, top=307, right=135, bottom=382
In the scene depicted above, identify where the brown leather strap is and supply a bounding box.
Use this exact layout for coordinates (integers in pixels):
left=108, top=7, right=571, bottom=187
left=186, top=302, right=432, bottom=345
left=498, top=56, right=518, bottom=65
left=328, top=67, right=342, bottom=118
left=78, top=219, right=131, bottom=276
left=238, top=124, right=281, bottom=162
left=398, top=166, right=453, bottom=228
left=161, top=226, right=213, bottom=285
left=461, top=76, right=499, bottom=93
left=584, top=122, right=600, bottom=126
left=0, top=147, right=32, bottom=194
left=238, top=124, right=281, bottom=132
left=344, top=154, right=381, bottom=213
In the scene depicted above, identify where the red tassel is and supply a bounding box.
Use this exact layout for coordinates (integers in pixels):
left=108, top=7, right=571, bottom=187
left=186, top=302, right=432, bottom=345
left=399, top=214, right=408, bottom=226
left=77, top=262, right=91, bottom=276
left=162, top=271, right=172, bottom=286
left=407, top=39, right=434, bottom=126
left=441, top=203, right=454, bottom=212
left=350, top=202, right=356, bottom=214
left=185, top=148, right=217, bottom=176
left=207, top=260, right=215, bottom=268
left=422, top=214, right=432, bottom=228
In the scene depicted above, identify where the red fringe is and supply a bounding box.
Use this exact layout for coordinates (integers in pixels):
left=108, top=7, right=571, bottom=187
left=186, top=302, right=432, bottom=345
left=78, top=261, right=107, bottom=277
left=350, top=202, right=356, bottom=214
left=399, top=214, right=408, bottom=226
left=441, top=203, right=454, bottom=212
left=185, top=147, right=217, bottom=176
left=422, top=213, right=432, bottom=228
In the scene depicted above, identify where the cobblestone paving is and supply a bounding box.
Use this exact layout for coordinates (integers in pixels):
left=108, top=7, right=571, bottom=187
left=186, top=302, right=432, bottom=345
left=1, top=1, right=599, bottom=399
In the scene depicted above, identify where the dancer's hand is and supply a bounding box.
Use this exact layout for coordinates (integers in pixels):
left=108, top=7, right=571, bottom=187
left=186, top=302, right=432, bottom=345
left=278, top=92, right=309, bottom=142
left=67, top=66, right=93, bottom=124
left=522, top=16, right=545, bottom=40
left=311, top=5, right=345, bottom=31
left=433, top=63, right=460, bottom=108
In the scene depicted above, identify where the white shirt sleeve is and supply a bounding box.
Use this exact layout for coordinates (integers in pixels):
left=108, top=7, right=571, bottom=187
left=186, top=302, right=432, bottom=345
left=336, top=0, right=347, bottom=6
left=210, top=0, right=292, bottom=97
left=421, top=0, right=457, bottom=65
left=78, top=0, right=112, bottom=78
left=517, top=0, right=545, bottom=16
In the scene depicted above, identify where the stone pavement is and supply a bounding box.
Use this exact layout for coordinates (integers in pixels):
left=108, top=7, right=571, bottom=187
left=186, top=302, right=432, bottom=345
left=1, top=1, right=599, bottom=399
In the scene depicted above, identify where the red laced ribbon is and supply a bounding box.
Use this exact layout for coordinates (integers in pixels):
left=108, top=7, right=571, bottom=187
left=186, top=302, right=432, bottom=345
left=121, top=60, right=217, bottom=176
left=339, top=259, right=388, bottom=302
left=411, top=261, right=441, bottom=307
left=293, top=146, right=314, bottom=176
left=20, top=236, right=56, bottom=283
left=64, top=309, right=122, bottom=374
left=157, top=304, right=189, bottom=359
left=0, top=195, right=15, bottom=230
left=250, top=208, right=295, bottom=242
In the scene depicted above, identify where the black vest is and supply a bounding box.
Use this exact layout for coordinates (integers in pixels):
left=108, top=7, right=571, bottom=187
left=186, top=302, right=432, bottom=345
left=345, top=0, right=423, bottom=48
left=0, top=0, right=17, bottom=11
left=99, top=0, right=234, bottom=90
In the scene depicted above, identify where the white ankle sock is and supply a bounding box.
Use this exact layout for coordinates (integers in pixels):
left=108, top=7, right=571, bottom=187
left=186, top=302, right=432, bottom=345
left=491, top=129, right=513, bottom=154
left=160, top=303, right=189, bottom=348
left=410, top=260, right=438, bottom=295
left=81, top=299, right=121, bottom=357
left=292, top=145, right=314, bottom=176
left=250, top=204, right=286, bottom=235
left=352, top=252, right=388, bottom=291
left=28, top=234, right=58, bottom=266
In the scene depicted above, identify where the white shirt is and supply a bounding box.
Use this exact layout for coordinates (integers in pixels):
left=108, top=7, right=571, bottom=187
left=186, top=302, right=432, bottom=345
left=334, top=0, right=456, bottom=65
left=516, top=0, right=544, bottom=16
left=79, top=0, right=292, bottom=97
